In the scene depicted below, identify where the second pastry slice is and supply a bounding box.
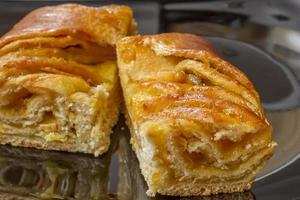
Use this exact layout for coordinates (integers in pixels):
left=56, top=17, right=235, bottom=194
left=117, top=33, right=275, bottom=196
left=0, top=4, right=135, bottom=156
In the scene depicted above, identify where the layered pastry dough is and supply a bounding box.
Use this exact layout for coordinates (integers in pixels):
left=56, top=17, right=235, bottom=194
left=0, top=4, right=135, bottom=156
left=117, top=33, right=275, bottom=196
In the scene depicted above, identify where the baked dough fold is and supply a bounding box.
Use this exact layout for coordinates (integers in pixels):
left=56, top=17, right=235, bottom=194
left=0, top=4, right=135, bottom=156
left=117, top=33, right=275, bottom=196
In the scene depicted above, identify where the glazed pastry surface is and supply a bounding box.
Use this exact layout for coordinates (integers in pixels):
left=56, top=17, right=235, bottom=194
left=0, top=4, right=135, bottom=156
left=117, top=33, right=275, bottom=196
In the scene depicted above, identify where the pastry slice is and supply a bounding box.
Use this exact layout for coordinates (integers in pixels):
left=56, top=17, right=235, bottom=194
left=117, top=33, right=276, bottom=196
left=0, top=4, right=136, bottom=156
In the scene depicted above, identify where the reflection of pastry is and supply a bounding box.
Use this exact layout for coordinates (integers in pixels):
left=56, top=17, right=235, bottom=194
left=117, top=33, right=276, bottom=196
left=0, top=4, right=135, bottom=156
left=0, top=131, right=118, bottom=200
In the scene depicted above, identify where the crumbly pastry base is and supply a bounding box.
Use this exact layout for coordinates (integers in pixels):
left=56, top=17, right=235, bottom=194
left=0, top=134, right=108, bottom=156
left=152, top=181, right=252, bottom=197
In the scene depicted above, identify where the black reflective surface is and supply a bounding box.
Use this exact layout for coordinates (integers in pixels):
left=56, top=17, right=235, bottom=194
left=0, top=129, right=120, bottom=200
left=253, top=158, right=300, bottom=200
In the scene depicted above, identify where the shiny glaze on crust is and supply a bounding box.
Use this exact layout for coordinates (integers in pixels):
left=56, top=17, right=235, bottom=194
left=0, top=4, right=135, bottom=48
left=0, top=4, right=134, bottom=104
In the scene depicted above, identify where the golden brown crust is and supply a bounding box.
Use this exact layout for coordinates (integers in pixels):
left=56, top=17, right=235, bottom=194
left=117, top=33, right=268, bottom=125
left=117, top=33, right=275, bottom=196
left=119, top=33, right=259, bottom=99
left=0, top=4, right=135, bottom=47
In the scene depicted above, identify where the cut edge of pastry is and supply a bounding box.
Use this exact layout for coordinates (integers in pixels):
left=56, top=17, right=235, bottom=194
left=0, top=76, right=122, bottom=156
